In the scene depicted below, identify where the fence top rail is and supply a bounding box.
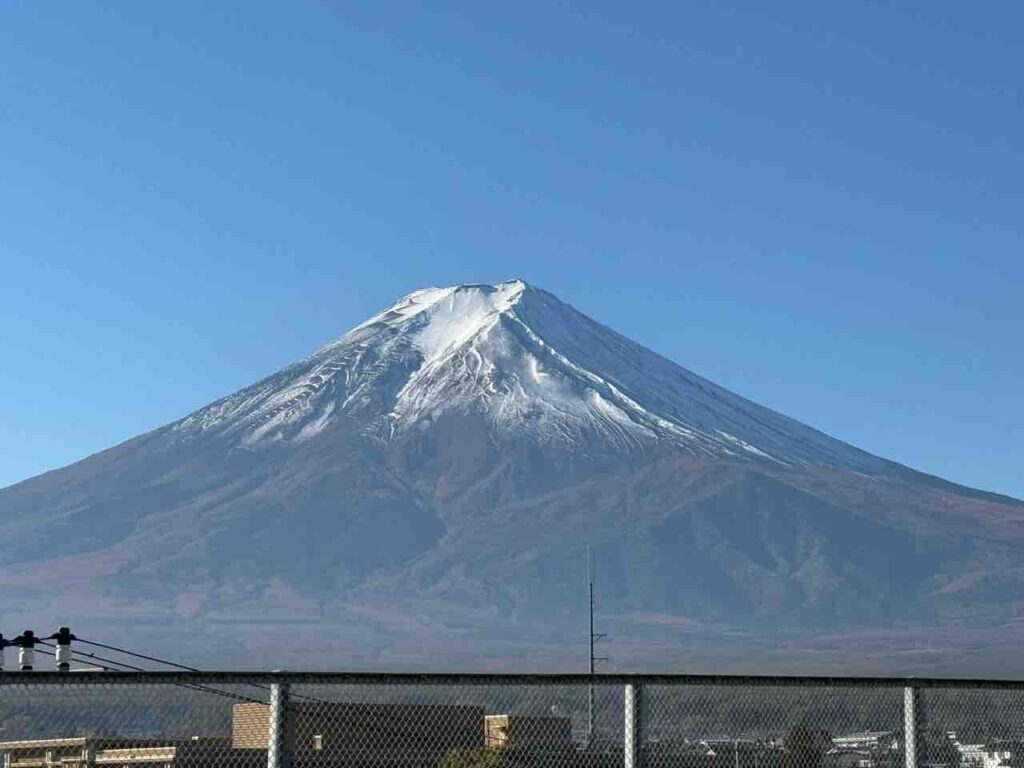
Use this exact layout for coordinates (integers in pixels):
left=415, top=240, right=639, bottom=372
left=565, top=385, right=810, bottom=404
left=2, top=670, right=1024, bottom=689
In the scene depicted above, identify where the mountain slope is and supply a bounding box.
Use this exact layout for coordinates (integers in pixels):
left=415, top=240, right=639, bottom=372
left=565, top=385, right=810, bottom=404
left=1, top=280, right=1022, bottom=672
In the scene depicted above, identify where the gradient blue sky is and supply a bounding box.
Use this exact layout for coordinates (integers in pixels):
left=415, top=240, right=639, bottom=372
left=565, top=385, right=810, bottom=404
left=1, top=2, right=1021, bottom=498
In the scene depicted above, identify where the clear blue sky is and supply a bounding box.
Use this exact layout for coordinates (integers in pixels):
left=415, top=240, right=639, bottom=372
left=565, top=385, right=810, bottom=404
left=1, top=2, right=1021, bottom=498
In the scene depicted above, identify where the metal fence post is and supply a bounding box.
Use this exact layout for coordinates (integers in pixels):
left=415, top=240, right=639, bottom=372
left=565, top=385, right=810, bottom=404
left=268, top=682, right=290, bottom=768
left=625, top=682, right=643, bottom=768
left=904, top=686, right=918, bottom=768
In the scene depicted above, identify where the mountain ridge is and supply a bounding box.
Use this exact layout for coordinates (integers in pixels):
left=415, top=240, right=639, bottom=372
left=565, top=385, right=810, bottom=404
left=1, top=280, right=1022, bottom=672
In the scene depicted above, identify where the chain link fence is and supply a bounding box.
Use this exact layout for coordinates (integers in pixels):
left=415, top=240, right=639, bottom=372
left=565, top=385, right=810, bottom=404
left=2, top=673, right=1024, bottom=768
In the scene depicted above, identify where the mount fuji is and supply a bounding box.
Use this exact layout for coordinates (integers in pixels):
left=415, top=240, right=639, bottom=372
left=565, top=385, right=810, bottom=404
left=2, top=280, right=1023, bottom=672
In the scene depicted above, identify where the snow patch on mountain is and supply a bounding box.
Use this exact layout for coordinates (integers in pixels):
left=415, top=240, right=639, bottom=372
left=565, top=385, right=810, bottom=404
left=413, top=280, right=525, bottom=363
left=350, top=286, right=456, bottom=335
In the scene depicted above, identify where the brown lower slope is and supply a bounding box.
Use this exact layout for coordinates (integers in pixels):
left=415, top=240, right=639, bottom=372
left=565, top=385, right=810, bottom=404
left=1, top=411, right=1023, bottom=670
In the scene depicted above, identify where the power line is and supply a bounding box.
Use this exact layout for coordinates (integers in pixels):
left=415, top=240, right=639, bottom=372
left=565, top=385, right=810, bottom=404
left=38, top=639, right=148, bottom=672
left=77, top=639, right=455, bottom=739
left=27, top=631, right=479, bottom=746
left=31, top=644, right=116, bottom=672
left=13, top=630, right=266, bottom=706
left=75, top=638, right=200, bottom=672
left=73, top=637, right=276, bottom=697
left=73, top=637, right=345, bottom=711
left=35, top=641, right=263, bottom=705
left=75, top=637, right=303, bottom=698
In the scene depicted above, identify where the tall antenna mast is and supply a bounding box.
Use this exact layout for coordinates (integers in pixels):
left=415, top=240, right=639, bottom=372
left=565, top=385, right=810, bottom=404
left=586, top=548, right=607, bottom=748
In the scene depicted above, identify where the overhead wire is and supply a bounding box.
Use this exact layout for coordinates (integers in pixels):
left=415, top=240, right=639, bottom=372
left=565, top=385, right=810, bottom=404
left=75, top=638, right=200, bottom=672
left=30, top=644, right=117, bottom=672
left=48, top=635, right=435, bottom=741
left=73, top=637, right=446, bottom=741
left=35, top=640, right=263, bottom=704
left=74, top=636, right=338, bottom=705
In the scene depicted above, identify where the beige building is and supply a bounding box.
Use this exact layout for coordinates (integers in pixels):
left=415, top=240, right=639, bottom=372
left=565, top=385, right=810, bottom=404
left=0, top=737, right=249, bottom=768
left=484, top=714, right=573, bottom=751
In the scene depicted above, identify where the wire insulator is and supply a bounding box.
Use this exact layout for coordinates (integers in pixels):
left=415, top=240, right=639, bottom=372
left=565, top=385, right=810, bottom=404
left=15, top=630, right=37, bottom=671
left=52, top=627, right=76, bottom=672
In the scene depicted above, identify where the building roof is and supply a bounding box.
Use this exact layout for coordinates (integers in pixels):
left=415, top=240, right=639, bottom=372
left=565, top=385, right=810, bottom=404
left=0, top=738, right=92, bottom=750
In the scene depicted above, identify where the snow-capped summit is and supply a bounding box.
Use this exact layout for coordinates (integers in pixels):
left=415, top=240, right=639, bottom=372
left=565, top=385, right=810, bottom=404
left=173, top=280, right=886, bottom=472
